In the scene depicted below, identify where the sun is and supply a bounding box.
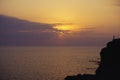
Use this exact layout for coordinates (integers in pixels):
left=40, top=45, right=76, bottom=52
left=53, top=24, right=80, bottom=39
left=53, top=24, right=77, bottom=31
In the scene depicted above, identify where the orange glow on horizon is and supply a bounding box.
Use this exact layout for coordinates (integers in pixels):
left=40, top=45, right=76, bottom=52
left=53, top=24, right=80, bottom=39
left=53, top=24, right=80, bottom=32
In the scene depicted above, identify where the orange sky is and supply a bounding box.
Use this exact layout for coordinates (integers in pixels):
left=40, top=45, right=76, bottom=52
left=0, top=0, right=120, bottom=24
left=0, top=0, right=120, bottom=46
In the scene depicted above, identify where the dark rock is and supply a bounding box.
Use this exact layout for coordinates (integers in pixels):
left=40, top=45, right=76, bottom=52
left=96, top=38, right=120, bottom=80
left=65, top=74, right=95, bottom=80
left=65, top=38, right=120, bottom=80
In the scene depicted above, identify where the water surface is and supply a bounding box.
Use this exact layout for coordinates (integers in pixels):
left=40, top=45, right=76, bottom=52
left=0, top=47, right=101, bottom=80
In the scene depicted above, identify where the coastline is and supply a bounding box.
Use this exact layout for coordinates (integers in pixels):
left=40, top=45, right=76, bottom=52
left=65, top=38, right=120, bottom=80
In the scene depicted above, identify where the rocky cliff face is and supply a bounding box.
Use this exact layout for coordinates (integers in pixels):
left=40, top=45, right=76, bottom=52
left=96, top=38, right=120, bottom=80
left=65, top=38, right=120, bottom=80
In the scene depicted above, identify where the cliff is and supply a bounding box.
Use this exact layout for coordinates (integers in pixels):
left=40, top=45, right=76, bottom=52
left=65, top=38, right=120, bottom=80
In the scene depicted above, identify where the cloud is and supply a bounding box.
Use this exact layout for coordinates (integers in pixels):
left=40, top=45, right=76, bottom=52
left=0, top=15, right=111, bottom=46
left=113, top=0, right=120, bottom=6
left=0, top=15, right=58, bottom=46
left=0, top=15, right=55, bottom=33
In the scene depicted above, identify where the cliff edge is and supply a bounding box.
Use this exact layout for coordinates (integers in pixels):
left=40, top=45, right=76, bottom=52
left=65, top=38, right=120, bottom=80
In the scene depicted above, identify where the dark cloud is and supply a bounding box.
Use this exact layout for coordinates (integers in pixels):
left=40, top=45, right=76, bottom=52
left=0, top=15, right=55, bottom=32
left=0, top=15, right=58, bottom=46
left=0, top=15, right=111, bottom=46
left=113, top=0, right=120, bottom=6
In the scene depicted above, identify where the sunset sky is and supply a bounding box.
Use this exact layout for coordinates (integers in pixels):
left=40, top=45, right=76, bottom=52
left=0, top=0, right=120, bottom=46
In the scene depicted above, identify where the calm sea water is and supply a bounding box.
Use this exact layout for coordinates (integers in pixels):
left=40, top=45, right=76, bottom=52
left=0, top=47, right=101, bottom=80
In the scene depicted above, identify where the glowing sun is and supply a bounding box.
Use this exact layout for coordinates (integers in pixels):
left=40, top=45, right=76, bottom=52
left=53, top=24, right=80, bottom=39
left=53, top=24, right=77, bottom=31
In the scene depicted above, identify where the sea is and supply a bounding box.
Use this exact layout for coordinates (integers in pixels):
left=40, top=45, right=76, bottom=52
left=0, top=46, right=101, bottom=80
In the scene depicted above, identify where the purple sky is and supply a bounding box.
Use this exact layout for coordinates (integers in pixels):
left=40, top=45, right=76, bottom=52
left=0, top=15, right=119, bottom=46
